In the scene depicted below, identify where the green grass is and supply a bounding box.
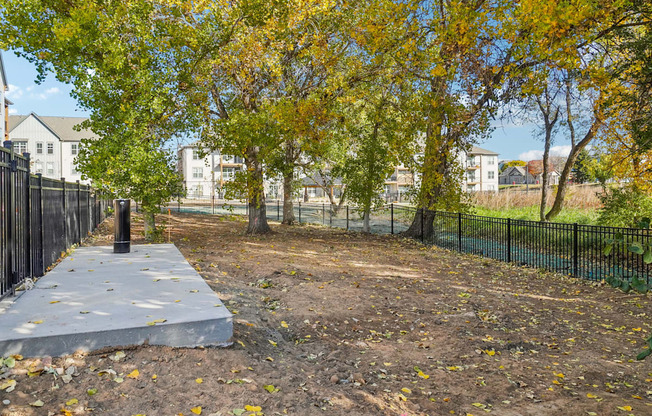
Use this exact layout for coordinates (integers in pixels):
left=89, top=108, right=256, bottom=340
left=471, top=205, right=600, bottom=225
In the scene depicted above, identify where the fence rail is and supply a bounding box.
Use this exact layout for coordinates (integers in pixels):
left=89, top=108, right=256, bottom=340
left=1, top=142, right=111, bottom=300
left=165, top=198, right=651, bottom=285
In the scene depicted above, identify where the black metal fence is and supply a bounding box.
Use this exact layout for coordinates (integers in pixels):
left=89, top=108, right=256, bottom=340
left=167, top=199, right=651, bottom=285
left=1, top=142, right=111, bottom=300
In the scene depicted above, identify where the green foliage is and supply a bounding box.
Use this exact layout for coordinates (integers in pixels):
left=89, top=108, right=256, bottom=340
left=597, top=185, right=652, bottom=228
left=571, top=149, right=594, bottom=184
left=500, top=160, right=526, bottom=173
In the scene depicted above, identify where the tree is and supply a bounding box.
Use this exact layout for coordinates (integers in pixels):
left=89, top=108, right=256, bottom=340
left=500, top=160, right=526, bottom=173
left=571, top=148, right=595, bottom=184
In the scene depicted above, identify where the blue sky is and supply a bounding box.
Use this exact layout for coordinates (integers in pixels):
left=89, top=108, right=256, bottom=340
left=3, top=51, right=571, bottom=161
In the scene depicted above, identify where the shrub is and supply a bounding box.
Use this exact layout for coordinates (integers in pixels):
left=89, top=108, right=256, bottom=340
left=597, top=186, right=652, bottom=228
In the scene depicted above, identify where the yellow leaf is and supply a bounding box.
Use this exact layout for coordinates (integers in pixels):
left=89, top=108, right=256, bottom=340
left=401, top=387, right=412, bottom=394
left=50, top=301, right=60, bottom=304
left=195, top=378, right=203, bottom=384
left=397, top=394, right=407, bottom=402
left=152, top=374, right=157, bottom=380
left=587, top=393, right=599, bottom=399
left=237, top=340, right=245, bottom=347
left=191, top=406, right=202, bottom=415
left=244, top=405, right=262, bottom=412
left=555, top=373, right=565, bottom=378
left=0, top=379, right=16, bottom=391
left=417, top=371, right=430, bottom=379
left=66, top=398, right=78, bottom=405
left=281, top=321, right=288, bottom=328
left=32, top=320, right=43, bottom=324
left=127, top=369, right=139, bottom=379
left=617, top=406, right=633, bottom=411
left=268, top=340, right=277, bottom=347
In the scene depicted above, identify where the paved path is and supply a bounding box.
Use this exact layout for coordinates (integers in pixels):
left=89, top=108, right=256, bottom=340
left=0, top=244, right=232, bottom=357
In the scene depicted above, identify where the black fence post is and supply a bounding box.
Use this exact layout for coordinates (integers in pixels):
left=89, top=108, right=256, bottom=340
left=346, top=205, right=349, bottom=230
left=277, top=200, right=280, bottom=221
left=391, top=203, right=394, bottom=235
left=420, top=208, right=424, bottom=243
left=38, top=174, right=45, bottom=276
left=4, top=141, right=15, bottom=296
left=298, top=202, right=302, bottom=224
left=458, top=212, right=462, bottom=252
left=61, top=178, right=67, bottom=248
left=24, top=152, right=32, bottom=281
left=322, top=203, right=325, bottom=225
left=77, top=180, right=82, bottom=244
left=573, top=223, right=578, bottom=277
left=507, top=218, right=511, bottom=263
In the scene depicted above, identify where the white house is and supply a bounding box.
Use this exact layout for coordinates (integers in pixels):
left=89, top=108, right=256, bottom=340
left=8, top=113, right=97, bottom=183
left=461, top=146, right=499, bottom=192
left=0, top=52, right=9, bottom=141
left=499, top=163, right=560, bottom=186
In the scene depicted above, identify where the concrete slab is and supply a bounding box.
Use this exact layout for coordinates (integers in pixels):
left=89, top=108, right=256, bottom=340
left=0, top=244, right=232, bottom=357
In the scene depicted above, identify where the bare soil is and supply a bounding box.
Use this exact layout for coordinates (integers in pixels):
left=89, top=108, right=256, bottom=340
left=1, top=212, right=651, bottom=416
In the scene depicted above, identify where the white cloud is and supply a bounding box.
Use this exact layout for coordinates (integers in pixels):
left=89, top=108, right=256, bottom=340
left=8, top=108, right=17, bottom=115
left=518, top=145, right=573, bottom=161
left=6, top=84, right=23, bottom=99
left=45, top=87, right=60, bottom=95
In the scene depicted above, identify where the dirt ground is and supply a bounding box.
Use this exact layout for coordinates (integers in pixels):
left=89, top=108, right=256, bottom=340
left=1, top=211, right=652, bottom=416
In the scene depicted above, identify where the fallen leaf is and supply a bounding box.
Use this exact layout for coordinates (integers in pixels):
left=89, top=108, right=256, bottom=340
left=87, top=388, right=98, bottom=396
left=66, top=398, right=78, bottom=406
left=127, top=369, right=139, bottom=379
left=31, top=320, right=43, bottom=324
left=196, top=378, right=203, bottom=384
left=0, top=379, right=16, bottom=392
left=190, top=406, right=202, bottom=414
left=232, top=409, right=245, bottom=416
left=617, top=406, right=633, bottom=411
left=49, top=301, right=60, bottom=304
left=244, top=405, right=262, bottom=412
left=281, top=321, right=288, bottom=328
left=29, top=400, right=44, bottom=407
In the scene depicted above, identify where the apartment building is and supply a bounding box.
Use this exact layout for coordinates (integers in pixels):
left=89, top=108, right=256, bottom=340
left=177, top=144, right=248, bottom=199
left=8, top=113, right=97, bottom=183
left=462, top=146, right=499, bottom=192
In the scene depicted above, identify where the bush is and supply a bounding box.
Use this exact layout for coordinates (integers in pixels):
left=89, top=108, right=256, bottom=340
left=597, top=186, right=652, bottom=228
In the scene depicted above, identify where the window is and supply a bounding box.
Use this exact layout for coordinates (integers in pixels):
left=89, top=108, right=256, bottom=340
left=467, top=173, right=476, bottom=182
left=488, top=171, right=495, bottom=179
left=222, top=167, right=237, bottom=180
left=192, top=149, right=201, bottom=160
left=488, top=157, right=495, bottom=165
left=47, top=143, right=54, bottom=154
left=46, top=162, right=55, bottom=175
left=71, top=144, right=78, bottom=155
left=307, top=188, right=318, bottom=197
left=467, top=157, right=476, bottom=166
left=192, top=167, right=203, bottom=179
left=14, top=141, right=27, bottom=154
left=71, top=164, right=79, bottom=175
left=35, top=162, right=43, bottom=174
left=36, top=142, right=43, bottom=154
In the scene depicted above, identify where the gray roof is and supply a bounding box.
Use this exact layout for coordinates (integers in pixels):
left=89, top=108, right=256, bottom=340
left=468, top=146, right=499, bottom=156
left=500, top=166, right=526, bottom=176
left=9, top=114, right=98, bottom=142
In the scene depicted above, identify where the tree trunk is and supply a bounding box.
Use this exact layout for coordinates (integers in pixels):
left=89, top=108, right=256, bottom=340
left=545, top=118, right=601, bottom=221
left=538, top=103, right=558, bottom=222
left=403, top=208, right=436, bottom=241
left=245, top=146, right=271, bottom=234
left=362, top=208, right=371, bottom=233
left=142, top=209, right=156, bottom=242
left=282, top=170, right=295, bottom=225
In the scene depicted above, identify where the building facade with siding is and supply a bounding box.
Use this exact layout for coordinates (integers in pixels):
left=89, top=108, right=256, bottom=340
left=8, top=114, right=97, bottom=183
